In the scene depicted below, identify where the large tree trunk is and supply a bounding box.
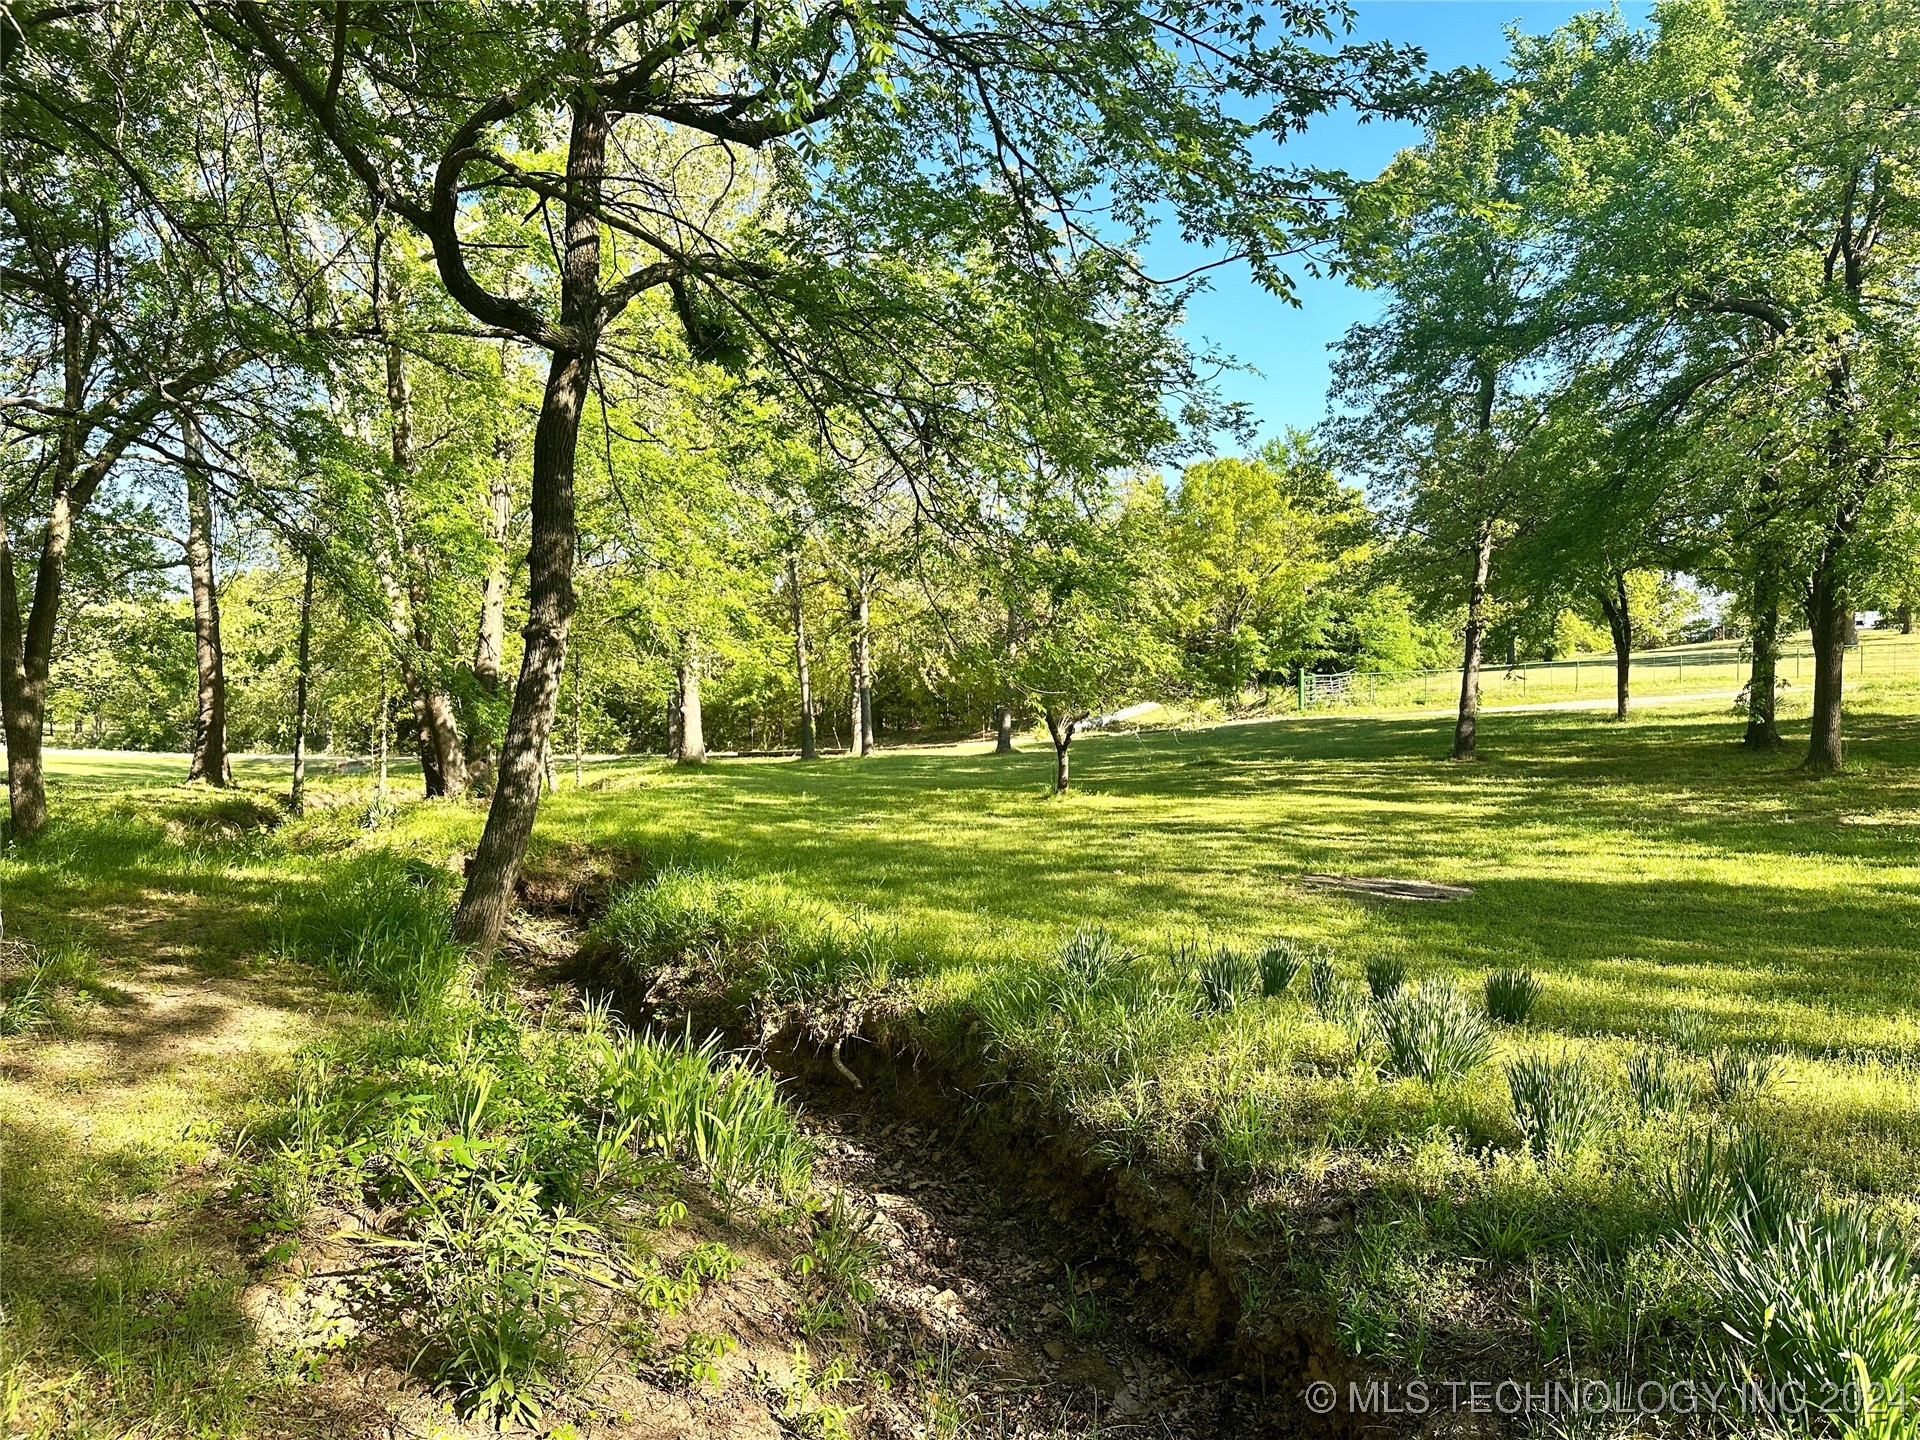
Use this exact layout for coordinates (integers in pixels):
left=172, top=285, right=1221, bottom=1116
left=994, top=705, right=1014, bottom=754
left=1805, top=563, right=1849, bottom=773
left=1596, top=570, right=1631, bottom=722
left=788, top=552, right=816, bottom=760
left=450, top=98, right=610, bottom=953
left=1045, top=711, right=1074, bottom=794
left=1743, top=553, right=1782, bottom=749
left=1452, top=518, right=1494, bottom=762
left=676, top=632, right=706, bottom=765
left=180, top=415, right=231, bottom=785
left=289, top=545, right=316, bottom=814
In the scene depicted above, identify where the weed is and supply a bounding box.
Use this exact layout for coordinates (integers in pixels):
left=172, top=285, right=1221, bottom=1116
left=1059, top=926, right=1138, bottom=988
left=1306, top=949, right=1340, bottom=1015
left=1506, top=1052, right=1608, bottom=1162
left=272, top=853, right=462, bottom=1009
left=663, top=1331, right=735, bottom=1389
left=1664, top=1130, right=1798, bottom=1239
left=1195, top=942, right=1260, bottom=1014
left=1374, top=982, right=1495, bottom=1084
left=1483, top=968, right=1541, bottom=1026
left=1061, top=1263, right=1110, bottom=1340
left=1364, top=953, right=1407, bottom=1000
left=600, top=1029, right=815, bottom=1204
left=1626, top=1047, right=1687, bottom=1118
left=793, top=1192, right=882, bottom=1335
left=1257, top=939, right=1303, bottom=997
left=756, top=1345, right=863, bottom=1440
left=1707, top=1048, right=1778, bottom=1104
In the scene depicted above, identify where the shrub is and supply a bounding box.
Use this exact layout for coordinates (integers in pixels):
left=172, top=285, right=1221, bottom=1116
left=1626, top=1047, right=1687, bottom=1118
left=1374, top=982, right=1494, bottom=1084
left=1483, top=968, right=1540, bottom=1025
left=1506, top=1053, right=1607, bottom=1161
left=1195, top=942, right=1260, bottom=1014
left=274, top=853, right=462, bottom=1009
left=1364, top=954, right=1407, bottom=1000
left=1257, top=940, right=1303, bottom=998
left=1707, top=1047, right=1778, bottom=1104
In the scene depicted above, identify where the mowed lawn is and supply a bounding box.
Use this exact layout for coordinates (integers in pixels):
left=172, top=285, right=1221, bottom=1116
left=546, top=693, right=1920, bottom=1065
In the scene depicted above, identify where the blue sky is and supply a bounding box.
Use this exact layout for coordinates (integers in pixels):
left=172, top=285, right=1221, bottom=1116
left=1162, top=1, right=1651, bottom=449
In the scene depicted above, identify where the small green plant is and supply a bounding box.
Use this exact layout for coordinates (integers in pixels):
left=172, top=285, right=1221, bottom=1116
left=1707, top=1047, right=1778, bottom=1103
left=1306, top=949, right=1340, bottom=1015
left=1626, top=1047, right=1687, bottom=1117
left=1364, top=953, right=1407, bottom=1000
left=1058, top=925, right=1137, bottom=987
left=1061, top=1263, right=1109, bottom=1340
left=664, top=1331, right=735, bottom=1388
left=793, top=1192, right=882, bottom=1335
left=1194, top=942, right=1259, bottom=1014
left=1483, top=968, right=1541, bottom=1025
left=1506, top=1052, right=1608, bottom=1161
left=1374, top=981, right=1494, bottom=1083
left=757, top=1344, right=862, bottom=1440
left=1256, top=939, right=1303, bottom=997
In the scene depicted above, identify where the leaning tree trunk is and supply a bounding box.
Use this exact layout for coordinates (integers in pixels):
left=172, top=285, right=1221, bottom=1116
left=181, top=416, right=231, bottom=785
left=676, top=632, right=707, bottom=766
left=1045, top=712, right=1075, bottom=794
left=788, top=553, right=817, bottom=759
left=1805, top=562, right=1849, bottom=773
left=1743, top=555, right=1782, bottom=749
left=1597, top=570, right=1632, bottom=722
left=1452, top=518, right=1494, bottom=762
left=450, top=101, right=613, bottom=952
left=289, top=545, right=316, bottom=814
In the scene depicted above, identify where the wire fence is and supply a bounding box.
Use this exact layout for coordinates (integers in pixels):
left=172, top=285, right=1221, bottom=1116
left=1293, top=631, right=1920, bottom=713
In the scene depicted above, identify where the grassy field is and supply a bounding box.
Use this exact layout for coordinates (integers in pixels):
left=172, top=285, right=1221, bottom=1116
left=8, top=686, right=1920, bottom=1433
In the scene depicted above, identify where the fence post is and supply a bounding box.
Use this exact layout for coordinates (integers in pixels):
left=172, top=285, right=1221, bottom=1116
left=1299, top=669, right=1308, bottom=713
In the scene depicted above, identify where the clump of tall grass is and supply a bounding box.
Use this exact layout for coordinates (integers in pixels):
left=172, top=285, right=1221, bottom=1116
left=1307, top=949, right=1341, bottom=1015
left=1256, top=940, right=1303, bottom=997
left=1483, top=968, right=1540, bottom=1025
left=1194, top=942, right=1260, bottom=1014
left=1666, top=1131, right=1920, bottom=1436
left=600, top=1029, right=815, bottom=1204
left=0, top=939, right=99, bottom=1036
left=272, top=853, right=462, bottom=1009
left=1059, top=926, right=1139, bottom=988
left=1374, top=982, right=1494, bottom=1084
left=1707, top=1047, right=1778, bottom=1104
left=1364, top=954, right=1407, bottom=1000
left=1627, top=1047, right=1688, bottom=1118
left=1506, top=1052, right=1607, bottom=1161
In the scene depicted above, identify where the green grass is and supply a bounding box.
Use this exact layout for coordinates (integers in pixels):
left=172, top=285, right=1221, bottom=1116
left=14, top=686, right=1920, bottom=1422
left=493, top=686, right=1920, bottom=1389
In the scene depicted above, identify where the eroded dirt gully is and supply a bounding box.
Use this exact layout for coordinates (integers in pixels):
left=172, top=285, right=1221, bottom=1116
left=512, top=859, right=1360, bottom=1440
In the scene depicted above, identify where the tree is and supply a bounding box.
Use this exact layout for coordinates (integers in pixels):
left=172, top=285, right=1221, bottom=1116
left=1332, top=85, right=1564, bottom=760
left=203, top=0, right=1415, bottom=949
